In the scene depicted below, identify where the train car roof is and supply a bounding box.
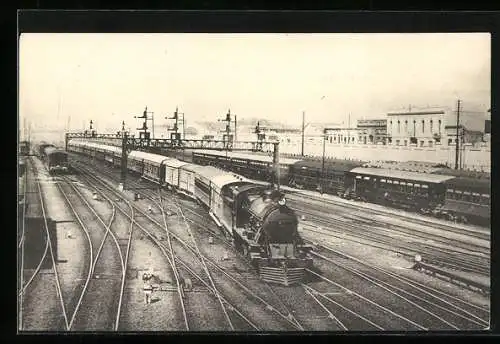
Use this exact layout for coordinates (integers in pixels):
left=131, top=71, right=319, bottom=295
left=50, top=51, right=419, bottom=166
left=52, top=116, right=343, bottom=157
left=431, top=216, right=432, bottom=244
left=128, top=150, right=170, bottom=165
left=211, top=174, right=246, bottom=189
left=432, top=168, right=491, bottom=180
left=179, top=163, right=210, bottom=173
left=192, top=149, right=302, bottom=165
left=164, top=159, right=189, bottom=168
left=193, top=165, right=225, bottom=180
left=444, top=177, right=491, bottom=193
left=349, top=167, right=456, bottom=184
left=45, top=146, right=67, bottom=155
left=293, top=158, right=364, bottom=172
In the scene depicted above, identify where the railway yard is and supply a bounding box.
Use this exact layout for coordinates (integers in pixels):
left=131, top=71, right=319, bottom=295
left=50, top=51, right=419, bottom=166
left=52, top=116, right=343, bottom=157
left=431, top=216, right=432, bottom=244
left=17, top=143, right=490, bottom=332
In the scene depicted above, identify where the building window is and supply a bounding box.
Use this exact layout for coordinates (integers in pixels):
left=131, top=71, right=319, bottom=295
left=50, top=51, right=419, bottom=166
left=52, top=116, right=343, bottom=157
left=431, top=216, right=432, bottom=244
left=428, top=141, right=433, bottom=147
left=448, top=138, right=452, bottom=145
left=438, top=119, right=442, bottom=133
left=404, top=140, right=407, bottom=146
left=420, top=140, right=424, bottom=147
left=430, top=119, right=433, bottom=133
left=405, top=120, right=408, bottom=133
left=413, top=120, right=416, bottom=136
left=398, top=120, right=401, bottom=133
left=396, top=139, right=400, bottom=145
left=422, top=120, right=425, bottom=133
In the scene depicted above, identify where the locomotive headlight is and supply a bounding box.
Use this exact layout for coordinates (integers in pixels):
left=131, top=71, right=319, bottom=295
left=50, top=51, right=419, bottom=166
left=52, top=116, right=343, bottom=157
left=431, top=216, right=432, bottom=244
left=278, top=197, right=286, bottom=206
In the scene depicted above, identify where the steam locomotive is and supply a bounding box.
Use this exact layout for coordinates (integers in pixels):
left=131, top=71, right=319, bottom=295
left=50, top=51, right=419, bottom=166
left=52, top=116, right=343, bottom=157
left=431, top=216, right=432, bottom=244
left=67, top=140, right=313, bottom=286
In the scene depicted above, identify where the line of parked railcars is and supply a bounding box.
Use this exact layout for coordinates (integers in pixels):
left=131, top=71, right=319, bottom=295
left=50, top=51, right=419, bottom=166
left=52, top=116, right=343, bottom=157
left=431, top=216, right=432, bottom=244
left=190, top=149, right=490, bottom=226
left=67, top=139, right=313, bottom=286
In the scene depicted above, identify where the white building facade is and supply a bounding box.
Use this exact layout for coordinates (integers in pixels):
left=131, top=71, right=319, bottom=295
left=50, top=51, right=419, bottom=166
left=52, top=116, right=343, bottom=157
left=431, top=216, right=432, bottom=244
left=386, top=108, right=487, bottom=147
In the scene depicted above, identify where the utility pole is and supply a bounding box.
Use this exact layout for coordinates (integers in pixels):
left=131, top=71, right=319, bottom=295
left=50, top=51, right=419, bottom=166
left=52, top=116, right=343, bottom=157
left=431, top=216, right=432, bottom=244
left=120, top=131, right=128, bottom=189
left=273, top=142, right=280, bottom=191
left=348, top=113, right=351, bottom=144
left=301, top=111, right=305, bottom=156
left=234, top=115, right=237, bottom=142
left=455, top=99, right=461, bottom=170
left=321, top=128, right=326, bottom=194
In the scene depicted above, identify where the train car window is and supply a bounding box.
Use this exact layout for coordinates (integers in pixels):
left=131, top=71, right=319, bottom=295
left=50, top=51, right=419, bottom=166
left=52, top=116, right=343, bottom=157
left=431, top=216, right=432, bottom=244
left=380, top=179, right=386, bottom=183
left=392, top=180, right=399, bottom=184
left=355, top=175, right=362, bottom=179
left=414, top=183, right=420, bottom=188
left=472, top=192, right=481, bottom=203
left=363, top=176, right=370, bottom=180
left=465, top=191, right=473, bottom=201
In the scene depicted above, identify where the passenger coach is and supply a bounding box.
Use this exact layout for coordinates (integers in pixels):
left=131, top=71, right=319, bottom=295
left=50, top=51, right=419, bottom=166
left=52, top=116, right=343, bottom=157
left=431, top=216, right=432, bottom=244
left=346, top=167, right=455, bottom=212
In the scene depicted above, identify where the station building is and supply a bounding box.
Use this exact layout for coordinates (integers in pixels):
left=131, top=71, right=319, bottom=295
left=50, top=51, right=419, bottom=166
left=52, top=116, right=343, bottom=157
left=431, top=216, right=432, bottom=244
left=324, top=127, right=360, bottom=144
left=386, top=107, right=487, bottom=148
left=356, top=119, right=388, bottom=145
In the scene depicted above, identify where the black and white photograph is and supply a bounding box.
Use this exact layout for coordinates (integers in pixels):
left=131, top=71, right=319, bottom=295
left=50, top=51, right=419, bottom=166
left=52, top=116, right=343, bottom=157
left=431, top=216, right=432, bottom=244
left=18, top=32, right=490, bottom=332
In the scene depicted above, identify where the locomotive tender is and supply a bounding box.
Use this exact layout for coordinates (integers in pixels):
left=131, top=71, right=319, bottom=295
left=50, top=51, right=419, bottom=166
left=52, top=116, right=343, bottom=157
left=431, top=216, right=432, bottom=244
left=67, top=140, right=313, bottom=286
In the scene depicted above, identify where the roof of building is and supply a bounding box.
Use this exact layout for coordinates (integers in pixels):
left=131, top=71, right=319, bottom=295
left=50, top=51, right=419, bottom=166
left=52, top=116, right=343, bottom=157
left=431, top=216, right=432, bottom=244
left=387, top=110, right=446, bottom=116
left=349, top=167, right=455, bottom=184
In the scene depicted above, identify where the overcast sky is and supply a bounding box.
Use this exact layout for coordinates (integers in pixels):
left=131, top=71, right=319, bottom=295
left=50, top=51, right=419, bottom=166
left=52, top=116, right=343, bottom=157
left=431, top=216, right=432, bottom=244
left=19, top=33, right=490, bottom=134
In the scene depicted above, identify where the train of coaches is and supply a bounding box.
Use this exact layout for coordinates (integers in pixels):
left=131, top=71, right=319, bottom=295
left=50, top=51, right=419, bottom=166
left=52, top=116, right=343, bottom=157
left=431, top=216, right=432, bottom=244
left=64, top=140, right=490, bottom=227
left=67, top=140, right=313, bottom=286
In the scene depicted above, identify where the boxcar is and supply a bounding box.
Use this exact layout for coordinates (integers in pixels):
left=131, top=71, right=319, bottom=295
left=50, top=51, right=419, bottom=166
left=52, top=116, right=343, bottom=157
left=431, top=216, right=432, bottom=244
left=164, top=159, right=189, bottom=190
left=128, top=150, right=169, bottom=184
left=178, top=163, right=208, bottom=198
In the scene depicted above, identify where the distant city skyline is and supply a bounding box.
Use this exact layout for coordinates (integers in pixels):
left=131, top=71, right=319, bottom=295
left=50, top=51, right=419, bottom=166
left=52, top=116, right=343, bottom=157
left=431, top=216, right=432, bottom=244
left=19, top=33, right=490, bottom=138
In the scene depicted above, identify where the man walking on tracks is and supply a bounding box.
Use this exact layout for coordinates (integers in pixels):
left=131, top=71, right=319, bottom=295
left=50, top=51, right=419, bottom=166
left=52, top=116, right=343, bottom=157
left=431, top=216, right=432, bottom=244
left=143, top=272, right=153, bottom=304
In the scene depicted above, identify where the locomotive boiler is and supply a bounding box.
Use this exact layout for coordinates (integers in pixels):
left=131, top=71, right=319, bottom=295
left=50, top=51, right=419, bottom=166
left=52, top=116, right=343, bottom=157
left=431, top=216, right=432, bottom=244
left=231, top=186, right=313, bottom=285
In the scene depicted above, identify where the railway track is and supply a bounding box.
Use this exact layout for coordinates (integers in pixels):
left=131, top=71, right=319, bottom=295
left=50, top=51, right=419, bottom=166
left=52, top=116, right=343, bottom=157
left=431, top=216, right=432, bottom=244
left=56, top=176, right=125, bottom=331
left=293, top=205, right=489, bottom=276
left=81, top=175, right=267, bottom=330
left=308, top=244, right=489, bottom=330
left=70, top=155, right=490, bottom=331
left=287, top=191, right=490, bottom=241
left=288, top=196, right=489, bottom=255
left=19, top=157, right=69, bottom=330
left=72, top=159, right=305, bottom=331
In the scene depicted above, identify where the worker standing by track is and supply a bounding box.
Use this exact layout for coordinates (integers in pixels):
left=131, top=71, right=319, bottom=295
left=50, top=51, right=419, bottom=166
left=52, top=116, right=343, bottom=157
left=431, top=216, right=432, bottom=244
left=143, top=272, right=153, bottom=305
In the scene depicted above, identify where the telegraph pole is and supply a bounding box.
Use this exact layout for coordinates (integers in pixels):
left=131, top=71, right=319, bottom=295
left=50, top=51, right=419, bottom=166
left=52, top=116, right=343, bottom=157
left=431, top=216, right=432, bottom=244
left=455, top=99, right=461, bottom=170
left=321, top=128, right=326, bottom=194
left=273, top=142, right=280, bottom=191
left=120, top=131, right=128, bottom=189
left=234, top=115, right=237, bottom=142
left=301, top=111, right=305, bottom=156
